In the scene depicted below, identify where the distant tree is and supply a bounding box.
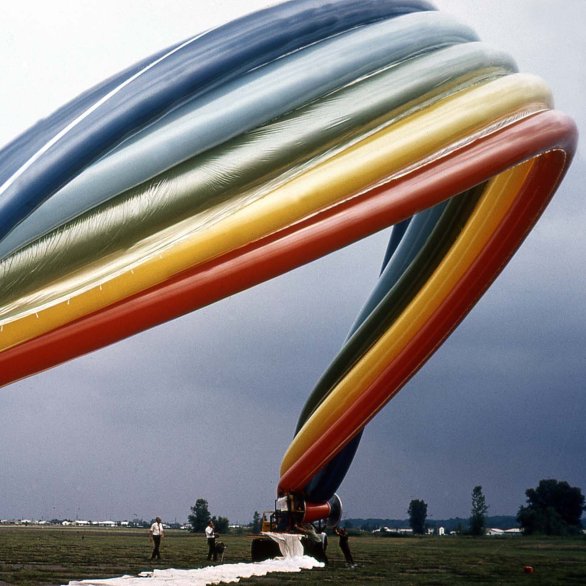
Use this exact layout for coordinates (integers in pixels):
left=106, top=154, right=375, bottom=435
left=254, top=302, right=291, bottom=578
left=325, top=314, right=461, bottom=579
left=408, top=499, right=428, bottom=534
left=517, top=479, right=585, bottom=535
left=188, top=498, right=211, bottom=533
left=212, top=515, right=230, bottom=534
left=469, top=485, right=489, bottom=536
left=251, top=511, right=261, bottom=533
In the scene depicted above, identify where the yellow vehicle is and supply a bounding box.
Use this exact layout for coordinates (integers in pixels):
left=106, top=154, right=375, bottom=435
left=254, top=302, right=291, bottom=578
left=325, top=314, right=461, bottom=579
left=260, top=510, right=276, bottom=533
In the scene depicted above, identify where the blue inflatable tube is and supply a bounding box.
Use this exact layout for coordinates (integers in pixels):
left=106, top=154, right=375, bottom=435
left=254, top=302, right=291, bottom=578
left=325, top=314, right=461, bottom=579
left=0, top=42, right=186, bottom=189
left=0, top=0, right=435, bottom=242
left=349, top=203, right=449, bottom=333
left=381, top=219, right=412, bottom=272
left=0, top=12, right=477, bottom=258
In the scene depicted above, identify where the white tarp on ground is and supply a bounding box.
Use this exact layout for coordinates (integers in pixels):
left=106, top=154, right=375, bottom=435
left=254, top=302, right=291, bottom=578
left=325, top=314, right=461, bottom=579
left=65, top=555, right=323, bottom=585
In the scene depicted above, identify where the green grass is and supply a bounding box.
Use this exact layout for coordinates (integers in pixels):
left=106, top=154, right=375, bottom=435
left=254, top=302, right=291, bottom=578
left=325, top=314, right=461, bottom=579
left=0, top=527, right=585, bottom=585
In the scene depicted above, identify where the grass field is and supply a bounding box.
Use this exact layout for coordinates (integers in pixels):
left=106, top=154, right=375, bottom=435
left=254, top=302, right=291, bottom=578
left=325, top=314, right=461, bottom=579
left=0, top=526, right=585, bottom=585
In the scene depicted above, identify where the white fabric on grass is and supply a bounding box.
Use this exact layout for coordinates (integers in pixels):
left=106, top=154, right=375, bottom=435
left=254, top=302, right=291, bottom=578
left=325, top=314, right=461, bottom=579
left=65, top=555, right=323, bottom=585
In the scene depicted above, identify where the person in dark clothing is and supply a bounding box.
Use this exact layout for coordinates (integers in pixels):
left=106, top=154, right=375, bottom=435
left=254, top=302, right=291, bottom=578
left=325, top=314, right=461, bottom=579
left=334, top=526, right=355, bottom=567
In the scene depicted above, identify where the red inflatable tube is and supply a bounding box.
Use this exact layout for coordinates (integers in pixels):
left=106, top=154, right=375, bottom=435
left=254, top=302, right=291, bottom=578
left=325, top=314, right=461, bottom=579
left=278, top=144, right=574, bottom=493
left=0, top=111, right=577, bottom=388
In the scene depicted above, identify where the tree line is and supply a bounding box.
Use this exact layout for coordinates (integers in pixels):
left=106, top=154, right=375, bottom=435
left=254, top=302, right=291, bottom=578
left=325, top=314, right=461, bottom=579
left=187, top=478, right=584, bottom=538
left=406, top=478, right=584, bottom=536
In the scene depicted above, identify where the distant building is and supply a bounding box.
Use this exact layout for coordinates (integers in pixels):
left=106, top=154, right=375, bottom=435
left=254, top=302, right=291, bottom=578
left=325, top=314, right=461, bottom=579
left=487, top=527, right=522, bottom=536
left=98, top=520, right=117, bottom=527
left=372, top=526, right=413, bottom=535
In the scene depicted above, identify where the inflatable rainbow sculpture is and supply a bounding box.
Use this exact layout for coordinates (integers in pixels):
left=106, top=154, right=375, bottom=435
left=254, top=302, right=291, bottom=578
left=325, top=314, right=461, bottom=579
left=0, top=0, right=577, bottom=518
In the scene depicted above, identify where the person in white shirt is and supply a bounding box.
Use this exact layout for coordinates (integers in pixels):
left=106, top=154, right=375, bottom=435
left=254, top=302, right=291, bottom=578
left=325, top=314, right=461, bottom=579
left=205, top=520, right=217, bottom=561
left=149, top=516, right=164, bottom=560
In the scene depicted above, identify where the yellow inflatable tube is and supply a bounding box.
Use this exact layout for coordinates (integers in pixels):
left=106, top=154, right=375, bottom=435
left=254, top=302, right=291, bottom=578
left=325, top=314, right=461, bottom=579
left=0, top=74, right=551, bottom=350
left=280, top=160, right=534, bottom=478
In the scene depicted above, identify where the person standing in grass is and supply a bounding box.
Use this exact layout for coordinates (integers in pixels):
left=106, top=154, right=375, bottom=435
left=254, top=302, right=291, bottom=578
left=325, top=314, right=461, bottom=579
left=205, top=520, right=217, bottom=561
left=149, top=517, right=164, bottom=561
left=334, top=526, right=355, bottom=567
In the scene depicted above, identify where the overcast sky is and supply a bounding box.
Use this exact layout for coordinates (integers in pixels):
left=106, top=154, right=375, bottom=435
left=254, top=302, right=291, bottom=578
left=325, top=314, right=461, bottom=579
left=0, top=0, right=584, bottom=526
